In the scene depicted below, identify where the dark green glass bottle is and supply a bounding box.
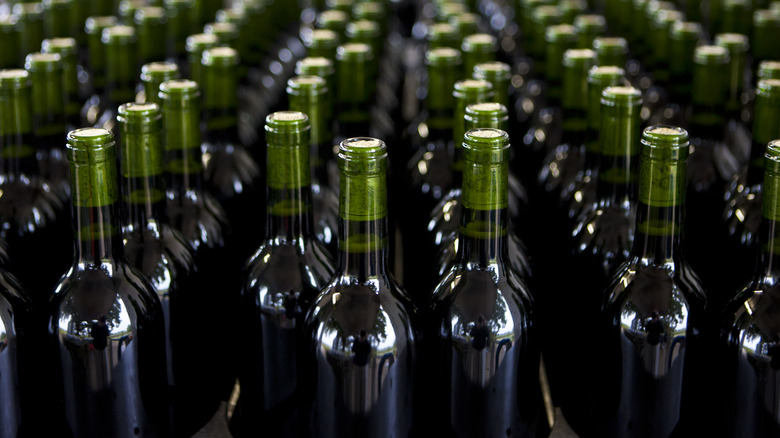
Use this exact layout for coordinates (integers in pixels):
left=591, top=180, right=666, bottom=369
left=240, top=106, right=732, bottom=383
left=184, top=32, right=217, bottom=86
left=200, top=47, right=264, bottom=257
left=668, top=21, right=703, bottom=108
left=648, top=8, right=683, bottom=88
left=716, top=33, right=752, bottom=164
left=593, top=37, right=628, bottom=69
left=118, top=0, right=144, bottom=24
left=574, top=14, right=606, bottom=49
left=0, top=69, right=68, bottom=306
left=559, top=87, right=643, bottom=430
left=234, top=111, right=335, bottom=438
left=84, top=15, right=117, bottom=104
left=461, top=33, right=497, bottom=77
left=305, top=137, right=416, bottom=437
left=0, top=17, right=19, bottom=70
left=0, top=263, right=30, bottom=438
left=135, top=6, right=168, bottom=66
left=42, top=0, right=75, bottom=38
left=51, top=127, right=169, bottom=438
left=25, top=52, right=70, bottom=203
left=92, top=24, right=137, bottom=129
left=753, top=9, right=780, bottom=71
left=427, top=22, right=460, bottom=50
left=13, top=3, right=44, bottom=65
left=426, top=128, right=543, bottom=437
left=164, top=0, right=195, bottom=66
left=295, top=57, right=336, bottom=113
left=303, top=28, right=340, bottom=61
left=334, top=43, right=374, bottom=141
left=158, top=79, right=235, bottom=405
left=316, top=10, right=349, bottom=43
left=723, top=79, right=780, bottom=301
left=41, top=37, right=80, bottom=129
left=587, top=125, right=706, bottom=437
left=287, top=75, right=339, bottom=256
left=560, top=65, right=626, bottom=224
left=723, top=139, right=780, bottom=438
left=140, top=61, right=180, bottom=107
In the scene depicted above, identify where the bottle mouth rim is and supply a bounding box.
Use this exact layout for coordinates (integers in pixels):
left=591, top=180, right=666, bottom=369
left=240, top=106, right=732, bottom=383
left=641, top=125, right=690, bottom=160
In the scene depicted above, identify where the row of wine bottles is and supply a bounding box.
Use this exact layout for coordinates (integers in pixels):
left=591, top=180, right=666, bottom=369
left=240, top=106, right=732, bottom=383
left=2, top=0, right=780, bottom=437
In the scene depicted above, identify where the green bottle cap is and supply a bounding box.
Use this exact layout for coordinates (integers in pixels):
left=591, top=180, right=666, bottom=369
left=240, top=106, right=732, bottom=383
left=464, top=102, right=509, bottom=131
left=759, top=60, right=780, bottom=80
left=562, top=48, right=597, bottom=111
left=453, top=79, right=494, bottom=152
left=304, top=29, right=340, bottom=59
left=461, top=128, right=510, bottom=211
left=600, top=86, right=642, bottom=159
left=338, top=137, right=388, bottom=222
left=265, top=111, right=311, bottom=190
left=117, top=102, right=164, bottom=179
left=473, top=62, right=511, bottom=107
left=594, top=37, right=628, bottom=67
left=287, top=75, right=329, bottom=147
left=587, top=65, right=627, bottom=134
left=574, top=14, right=606, bottom=48
left=462, top=33, right=497, bottom=74
left=66, top=127, right=118, bottom=207
left=428, top=22, right=460, bottom=49
left=141, top=62, right=180, bottom=106
left=763, top=140, right=780, bottom=222
left=754, top=79, right=780, bottom=145
left=639, top=125, right=689, bottom=207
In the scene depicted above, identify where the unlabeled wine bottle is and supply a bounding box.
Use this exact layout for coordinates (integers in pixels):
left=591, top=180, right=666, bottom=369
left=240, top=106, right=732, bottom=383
left=0, top=265, right=30, bottom=438
left=83, top=15, right=117, bottom=107
left=716, top=33, right=751, bottom=164
left=42, top=0, right=75, bottom=40
left=574, top=14, right=606, bottom=50
left=287, top=75, right=339, bottom=256
left=25, top=52, right=70, bottom=203
left=0, top=69, right=68, bottom=307
left=0, top=17, right=19, bottom=70
left=461, top=33, right=496, bottom=77
left=723, top=79, right=780, bottom=303
left=164, top=0, right=196, bottom=66
left=305, top=137, right=416, bottom=437
left=235, top=111, right=335, bottom=438
left=41, top=37, right=81, bottom=129
left=50, top=127, right=169, bottom=438
left=13, top=3, right=44, bottom=65
left=558, top=86, right=643, bottom=427
left=93, top=24, right=138, bottom=129
left=140, top=62, right=180, bottom=107
left=136, top=7, right=168, bottom=66
left=722, top=139, right=780, bottom=438
left=184, top=32, right=217, bottom=86
left=116, top=102, right=215, bottom=437
left=585, top=125, right=707, bottom=438
left=426, top=128, right=544, bottom=438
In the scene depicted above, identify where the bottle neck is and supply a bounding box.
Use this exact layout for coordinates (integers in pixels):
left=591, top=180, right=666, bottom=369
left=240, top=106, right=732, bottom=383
left=289, top=92, right=333, bottom=188
left=265, top=139, right=315, bottom=243
left=30, top=70, right=66, bottom=151
left=631, top=157, right=686, bottom=263
left=337, top=168, right=389, bottom=280
left=0, top=90, right=38, bottom=180
left=203, top=66, right=238, bottom=141
left=163, top=106, right=205, bottom=199
left=760, top=170, right=780, bottom=278
left=121, top=127, right=168, bottom=237
left=747, top=139, right=766, bottom=187
left=105, top=43, right=136, bottom=106
left=70, top=158, right=125, bottom=266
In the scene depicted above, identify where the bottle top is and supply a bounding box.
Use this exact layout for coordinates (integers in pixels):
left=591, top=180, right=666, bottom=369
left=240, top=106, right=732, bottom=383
left=42, top=0, right=72, bottom=12
left=453, top=79, right=494, bottom=101
left=338, top=137, right=387, bottom=174
left=532, top=5, right=563, bottom=24
left=216, top=7, right=248, bottom=26
left=287, top=75, right=327, bottom=96
left=694, top=44, right=730, bottom=65
left=66, top=127, right=115, bottom=164
left=602, top=85, right=643, bottom=106
left=641, top=125, right=689, bottom=161
left=13, top=2, right=44, bottom=19
left=159, top=79, right=199, bottom=106
left=588, top=65, right=626, bottom=86
left=758, top=78, right=780, bottom=98
left=462, top=33, right=497, bottom=53
left=296, top=57, right=335, bottom=77
left=652, top=9, right=683, bottom=28
left=450, top=12, right=480, bottom=36
left=574, top=14, right=606, bottom=33
left=42, top=37, right=77, bottom=55
left=353, top=2, right=385, bottom=22
left=317, top=10, right=349, bottom=29
left=545, top=23, right=577, bottom=43
left=202, top=46, right=239, bottom=67
left=118, top=102, right=161, bottom=129
left=102, top=24, right=136, bottom=44
left=304, top=29, right=340, bottom=51
left=24, top=52, right=61, bottom=73
left=336, top=42, right=372, bottom=62
left=462, top=128, right=510, bottom=164
left=0, top=69, right=30, bottom=90
left=85, top=16, right=117, bottom=35
left=754, top=8, right=780, bottom=26
left=765, top=139, right=780, bottom=177
left=714, top=33, right=749, bottom=52
left=464, top=102, right=509, bottom=131
left=561, top=0, right=588, bottom=21
left=473, top=62, right=511, bottom=82
left=164, top=0, right=194, bottom=8
left=346, top=20, right=380, bottom=39
left=426, top=47, right=461, bottom=67
left=265, top=110, right=310, bottom=147
left=593, top=37, right=628, bottom=57
left=135, top=6, right=166, bottom=24
left=118, top=0, right=145, bottom=20
left=428, top=22, right=459, bottom=47
left=204, top=22, right=238, bottom=43
left=759, top=60, right=780, bottom=80
left=141, top=62, right=179, bottom=84
left=563, top=48, right=597, bottom=68
left=186, top=33, right=219, bottom=53
left=754, top=79, right=780, bottom=144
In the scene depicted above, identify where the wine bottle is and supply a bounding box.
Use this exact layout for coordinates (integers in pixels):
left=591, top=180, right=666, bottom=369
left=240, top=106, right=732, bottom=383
left=304, top=137, right=416, bottom=437
left=722, top=139, right=780, bottom=438
left=752, top=9, right=780, bottom=72
left=200, top=46, right=264, bottom=259
left=287, top=75, right=340, bottom=256
left=50, top=127, right=169, bottom=438
left=25, top=52, right=70, bottom=203
left=118, top=0, right=144, bottom=24
left=334, top=43, right=374, bottom=142
left=41, top=37, right=81, bottom=129
left=462, top=33, right=497, bottom=77
left=234, top=111, right=336, bottom=437
left=586, top=125, right=707, bottom=437
left=13, top=3, right=44, bottom=65
left=647, top=8, right=683, bottom=90
left=667, top=21, right=703, bottom=112
left=561, top=0, right=587, bottom=24
left=426, top=128, right=544, bottom=437
left=723, top=79, right=780, bottom=303
left=42, top=0, right=75, bottom=39
left=140, top=61, right=180, bottom=107
left=716, top=33, right=751, bottom=164
left=93, top=24, right=138, bottom=130
left=158, top=79, right=234, bottom=402
left=0, top=17, right=19, bottom=70
left=83, top=15, right=117, bottom=106
left=0, top=265, right=31, bottom=438
left=184, top=33, right=217, bottom=87
left=163, top=0, right=196, bottom=67
left=427, top=22, right=460, bottom=50
left=528, top=5, right=562, bottom=76
left=135, top=7, right=168, bottom=66
left=303, top=28, right=340, bottom=61
left=316, top=10, right=349, bottom=43
left=116, top=102, right=218, bottom=437
left=295, top=57, right=336, bottom=116
left=593, top=37, right=628, bottom=70
left=0, top=69, right=69, bottom=307
left=559, top=65, right=626, bottom=224
left=558, top=86, right=643, bottom=427
left=574, top=14, right=607, bottom=50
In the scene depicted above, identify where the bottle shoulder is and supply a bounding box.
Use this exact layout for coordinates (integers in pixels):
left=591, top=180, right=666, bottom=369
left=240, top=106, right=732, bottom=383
left=166, top=192, right=228, bottom=252
left=123, top=224, right=197, bottom=291
left=201, top=141, right=262, bottom=198
left=724, top=181, right=762, bottom=248
left=572, top=203, right=635, bottom=263
left=0, top=178, right=64, bottom=234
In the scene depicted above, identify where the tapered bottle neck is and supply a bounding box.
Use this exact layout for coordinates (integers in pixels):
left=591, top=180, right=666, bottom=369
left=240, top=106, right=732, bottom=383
left=425, top=48, right=460, bottom=135
left=67, top=128, right=126, bottom=266
left=160, top=79, right=206, bottom=200
left=688, top=45, right=729, bottom=141
left=631, top=126, right=689, bottom=264
left=336, top=138, right=390, bottom=280
left=103, top=25, right=138, bottom=108
left=759, top=141, right=780, bottom=278
left=0, top=70, right=39, bottom=181
left=747, top=79, right=780, bottom=187
left=265, top=111, right=315, bottom=244
left=201, top=47, right=239, bottom=144
left=287, top=75, right=333, bottom=188
left=596, top=86, right=641, bottom=209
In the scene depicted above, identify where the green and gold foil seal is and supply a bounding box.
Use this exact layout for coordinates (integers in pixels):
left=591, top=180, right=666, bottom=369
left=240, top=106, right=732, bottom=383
left=338, top=137, right=387, bottom=221
left=461, top=128, right=510, bottom=211
left=66, top=128, right=118, bottom=208
left=639, top=125, right=689, bottom=208
left=265, top=111, right=311, bottom=191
